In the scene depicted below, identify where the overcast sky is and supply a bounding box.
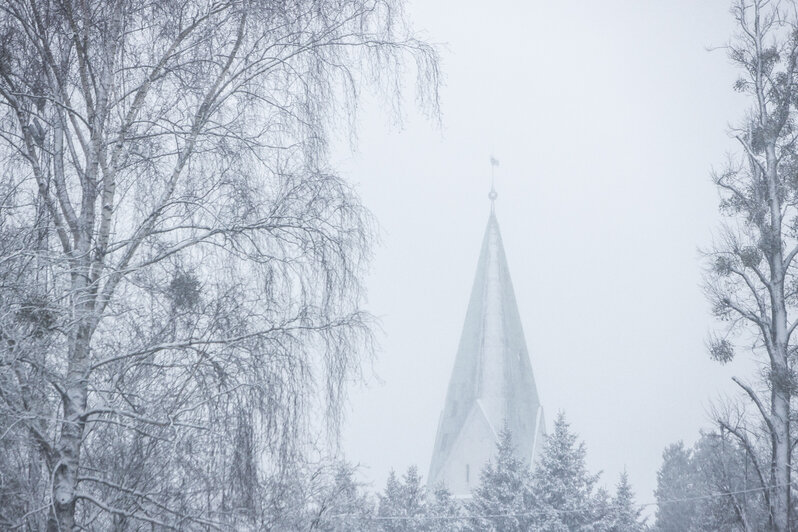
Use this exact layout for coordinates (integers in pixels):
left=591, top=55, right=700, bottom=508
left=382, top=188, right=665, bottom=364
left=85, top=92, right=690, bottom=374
left=333, top=0, right=752, bottom=509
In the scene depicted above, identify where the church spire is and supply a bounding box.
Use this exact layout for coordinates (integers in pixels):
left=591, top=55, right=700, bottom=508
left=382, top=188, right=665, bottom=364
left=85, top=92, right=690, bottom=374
left=428, top=188, right=544, bottom=497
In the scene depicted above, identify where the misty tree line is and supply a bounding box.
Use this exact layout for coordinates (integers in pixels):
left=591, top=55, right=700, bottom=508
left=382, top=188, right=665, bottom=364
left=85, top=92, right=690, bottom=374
left=291, top=412, right=645, bottom=532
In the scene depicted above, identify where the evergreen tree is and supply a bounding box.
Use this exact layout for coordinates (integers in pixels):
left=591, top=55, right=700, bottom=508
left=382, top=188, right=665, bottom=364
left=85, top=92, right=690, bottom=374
left=428, top=485, right=464, bottom=532
left=653, top=433, right=768, bottom=531
left=592, top=487, right=616, bottom=532
left=608, top=472, right=645, bottom=532
left=653, top=442, right=698, bottom=531
left=529, top=412, right=608, bottom=531
left=378, top=470, right=417, bottom=531
left=309, top=462, right=374, bottom=532
left=467, top=426, right=535, bottom=531
left=377, top=466, right=463, bottom=531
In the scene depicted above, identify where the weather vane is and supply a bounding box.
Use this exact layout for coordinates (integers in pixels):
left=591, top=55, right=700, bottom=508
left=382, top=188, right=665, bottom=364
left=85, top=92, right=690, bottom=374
left=489, top=155, right=499, bottom=210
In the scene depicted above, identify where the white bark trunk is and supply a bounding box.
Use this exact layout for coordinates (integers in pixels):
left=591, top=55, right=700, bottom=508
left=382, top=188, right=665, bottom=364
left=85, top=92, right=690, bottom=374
left=765, top=139, right=790, bottom=532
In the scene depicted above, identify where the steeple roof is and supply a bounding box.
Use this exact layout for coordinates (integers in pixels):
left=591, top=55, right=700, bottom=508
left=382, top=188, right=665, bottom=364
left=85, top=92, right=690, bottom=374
left=428, top=208, right=544, bottom=496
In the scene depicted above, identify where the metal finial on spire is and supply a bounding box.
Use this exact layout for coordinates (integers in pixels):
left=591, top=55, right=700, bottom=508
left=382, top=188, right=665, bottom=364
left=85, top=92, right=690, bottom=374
left=489, top=156, right=499, bottom=210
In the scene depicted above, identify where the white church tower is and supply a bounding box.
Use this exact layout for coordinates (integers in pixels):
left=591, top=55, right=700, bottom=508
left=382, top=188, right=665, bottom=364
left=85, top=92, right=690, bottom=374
left=427, top=186, right=545, bottom=497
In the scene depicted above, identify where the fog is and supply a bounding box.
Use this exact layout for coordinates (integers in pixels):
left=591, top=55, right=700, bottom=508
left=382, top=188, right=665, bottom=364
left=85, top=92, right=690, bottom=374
left=338, top=0, right=751, bottom=508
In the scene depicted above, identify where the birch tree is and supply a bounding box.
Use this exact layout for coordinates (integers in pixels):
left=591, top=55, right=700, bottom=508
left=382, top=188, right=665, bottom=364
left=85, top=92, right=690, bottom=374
left=705, top=1, right=798, bottom=529
left=0, top=0, right=438, bottom=529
